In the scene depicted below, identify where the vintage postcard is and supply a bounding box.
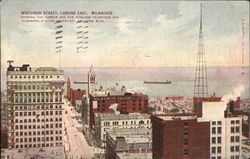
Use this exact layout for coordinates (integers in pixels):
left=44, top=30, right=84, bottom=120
left=0, top=0, right=249, bottom=159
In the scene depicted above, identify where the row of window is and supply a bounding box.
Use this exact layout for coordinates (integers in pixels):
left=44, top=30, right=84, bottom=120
left=212, top=137, right=221, bottom=144
left=212, top=146, right=222, bottom=154
left=15, top=117, right=62, bottom=123
left=15, top=136, right=62, bottom=143
left=15, top=142, right=62, bottom=149
left=231, top=127, right=240, bottom=133
left=15, top=98, right=62, bottom=103
left=231, top=145, right=240, bottom=152
left=212, top=121, right=222, bottom=125
left=14, top=105, right=62, bottom=110
left=212, top=127, right=221, bottom=134
left=9, top=84, right=62, bottom=90
left=15, top=130, right=62, bottom=136
left=10, top=75, right=61, bottom=79
left=211, top=156, right=222, bottom=159
left=230, top=136, right=240, bottom=142
left=15, top=123, right=62, bottom=130
left=15, top=92, right=62, bottom=97
left=103, top=120, right=150, bottom=126
left=15, top=110, right=62, bottom=116
left=230, top=155, right=240, bottom=159
left=231, top=120, right=240, bottom=124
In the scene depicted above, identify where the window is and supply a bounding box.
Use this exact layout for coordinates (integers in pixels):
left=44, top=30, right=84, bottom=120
left=217, top=147, right=221, bottom=153
left=212, top=121, right=216, bottom=125
left=235, top=136, right=240, bottom=142
left=212, top=137, right=216, bottom=144
left=184, top=129, right=188, bottom=135
left=184, top=139, right=189, bottom=145
left=235, top=127, right=239, bottom=133
left=235, top=146, right=239, bottom=152
left=231, top=156, right=235, bottom=159
left=231, top=136, right=234, bottom=142
left=235, top=120, right=240, bottom=124
left=217, top=121, right=222, bottom=125
left=217, top=157, right=221, bottom=159
left=217, top=137, right=221, bottom=144
left=217, top=127, right=221, bottom=134
left=184, top=122, right=188, bottom=126
left=184, top=149, right=189, bottom=155
left=212, top=147, right=216, bottom=153
left=231, top=127, right=235, bottom=133
left=231, top=120, right=235, bottom=124
left=231, top=146, right=234, bottom=152
left=212, top=127, right=216, bottom=134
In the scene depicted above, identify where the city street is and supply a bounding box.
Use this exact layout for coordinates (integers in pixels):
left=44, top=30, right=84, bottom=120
left=63, top=99, right=95, bottom=159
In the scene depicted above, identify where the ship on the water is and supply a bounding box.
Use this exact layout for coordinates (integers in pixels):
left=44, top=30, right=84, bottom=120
left=144, top=80, right=171, bottom=84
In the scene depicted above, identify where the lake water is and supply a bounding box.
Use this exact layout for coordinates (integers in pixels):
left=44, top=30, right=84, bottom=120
left=62, top=66, right=249, bottom=98
left=1, top=66, right=249, bottom=98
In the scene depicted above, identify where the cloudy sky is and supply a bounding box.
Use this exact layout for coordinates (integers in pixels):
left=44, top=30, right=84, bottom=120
left=1, top=0, right=249, bottom=68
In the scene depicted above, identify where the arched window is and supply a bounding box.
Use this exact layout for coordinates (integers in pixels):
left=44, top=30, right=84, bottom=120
left=139, top=120, right=144, bottom=125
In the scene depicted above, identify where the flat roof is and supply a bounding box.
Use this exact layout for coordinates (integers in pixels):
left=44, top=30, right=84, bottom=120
left=157, top=115, right=197, bottom=121
left=1, top=147, right=65, bottom=159
left=96, top=113, right=150, bottom=120
left=117, top=152, right=152, bottom=159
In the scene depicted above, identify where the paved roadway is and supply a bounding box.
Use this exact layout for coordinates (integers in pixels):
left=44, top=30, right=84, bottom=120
left=63, top=100, right=94, bottom=159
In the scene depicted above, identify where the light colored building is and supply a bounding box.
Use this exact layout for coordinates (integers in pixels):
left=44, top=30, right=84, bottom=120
left=6, top=63, right=65, bottom=149
left=106, top=127, right=152, bottom=159
left=198, top=101, right=243, bottom=159
left=1, top=94, right=7, bottom=126
left=94, top=113, right=151, bottom=147
left=0, top=147, right=65, bottom=159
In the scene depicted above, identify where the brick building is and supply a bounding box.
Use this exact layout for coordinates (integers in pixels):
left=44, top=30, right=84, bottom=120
left=66, top=78, right=86, bottom=107
left=193, top=96, right=221, bottom=114
left=193, top=96, right=241, bottom=114
left=89, top=90, right=148, bottom=128
left=151, top=114, right=210, bottom=159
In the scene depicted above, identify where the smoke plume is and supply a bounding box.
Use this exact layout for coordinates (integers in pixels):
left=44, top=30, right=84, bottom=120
left=221, top=84, right=245, bottom=103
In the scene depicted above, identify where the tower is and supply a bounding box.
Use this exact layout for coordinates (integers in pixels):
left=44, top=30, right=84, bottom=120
left=67, top=78, right=71, bottom=100
left=194, top=4, right=208, bottom=98
left=87, top=65, right=96, bottom=96
left=241, top=19, right=245, bottom=75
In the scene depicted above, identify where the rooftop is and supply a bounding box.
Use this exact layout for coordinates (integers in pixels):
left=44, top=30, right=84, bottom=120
left=35, top=67, right=58, bottom=72
left=117, top=152, right=152, bottom=159
left=155, top=114, right=197, bottom=121
left=95, top=113, right=150, bottom=120
left=1, top=147, right=65, bottom=159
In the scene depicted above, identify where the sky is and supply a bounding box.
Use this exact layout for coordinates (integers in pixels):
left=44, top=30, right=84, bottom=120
left=1, top=0, right=249, bottom=68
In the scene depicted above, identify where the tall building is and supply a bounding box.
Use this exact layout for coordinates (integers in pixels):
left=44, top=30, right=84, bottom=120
left=151, top=114, right=210, bottom=159
left=1, top=94, right=7, bottom=126
left=66, top=78, right=71, bottom=101
left=198, top=101, right=243, bottom=159
left=6, top=62, right=65, bottom=149
left=82, top=95, right=89, bottom=125
left=87, top=66, right=96, bottom=96
left=152, top=101, right=243, bottom=159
